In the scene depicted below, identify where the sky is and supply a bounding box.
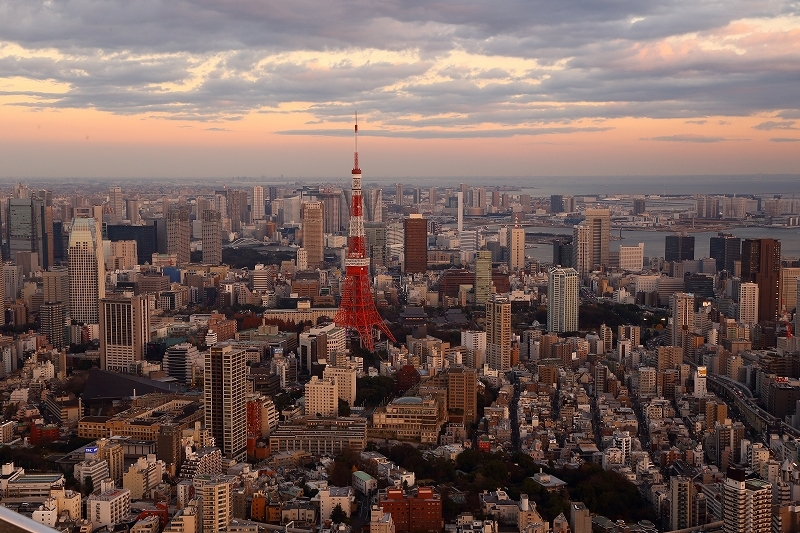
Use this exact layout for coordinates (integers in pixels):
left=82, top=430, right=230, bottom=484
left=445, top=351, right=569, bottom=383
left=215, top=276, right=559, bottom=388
left=0, top=0, right=799, bottom=179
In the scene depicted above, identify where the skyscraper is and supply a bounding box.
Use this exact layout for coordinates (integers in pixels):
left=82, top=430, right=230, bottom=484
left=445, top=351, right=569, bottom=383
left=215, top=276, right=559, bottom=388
left=403, top=214, right=427, bottom=274
left=741, top=238, right=781, bottom=324
left=301, top=201, right=324, bottom=269
left=671, top=292, right=695, bottom=349
left=319, top=191, right=342, bottom=234
left=507, top=224, right=525, bottom=271
left=100, top=295, right=150, bottom=372
left=550, top=195, right=564, bottom=213
left=738, top=282, right=759, bottom=326
left=572, top=208, right=610, bottom=277
left=166, top=206, right=191, bottom=265
left=365, top=188, right=383, bottom=223
left=109, top=187, right=124, bottom=222
left=201, top=210, right=222, bottom=265
left=68, top=217, right=104, bottom=325
left=205, top=344, right=247, bottom=462
left=252, top=186, right=265, bottom=220
left=474, top=250, right=492, bottom=306
left=200, top=477, right=233, bottom=533
left=665, top=234, right=695, bottom=262
left=395, top=183, right=403, bottom=206
left=709, top=233, right=740, bottom=272
left=547, top=267, right=579, bottom=333
left=6, top=194, right=54, bottom=270
left=486, top=295, right=511, bottom=372
left=40, top=301, right=66, bottom=349
left=126, top=199, right=140, bottom=224
left=670, top=476, right=692, bottom=531
left=43, top=266, right=70, bottom=310
left=364, top=222, right=387, bottom=274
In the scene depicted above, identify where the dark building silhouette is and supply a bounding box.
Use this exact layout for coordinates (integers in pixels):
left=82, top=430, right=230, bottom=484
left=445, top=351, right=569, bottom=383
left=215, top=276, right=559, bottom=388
left=403, top=215, right=428, bottom=274
left=665, top=234, right=695, bottom=262
left=709, top=233, right=741, bottom=272
left=742, top=238, right=781, bottom=325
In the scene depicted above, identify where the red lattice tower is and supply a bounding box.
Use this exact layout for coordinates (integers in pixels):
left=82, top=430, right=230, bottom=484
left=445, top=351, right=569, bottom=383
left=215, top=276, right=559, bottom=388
left=334, top=115, right=396, bottom=351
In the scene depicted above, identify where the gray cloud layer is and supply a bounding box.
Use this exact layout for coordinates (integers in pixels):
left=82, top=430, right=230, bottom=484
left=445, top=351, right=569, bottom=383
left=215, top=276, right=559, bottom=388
left=0, top=0, right=798, bottom=134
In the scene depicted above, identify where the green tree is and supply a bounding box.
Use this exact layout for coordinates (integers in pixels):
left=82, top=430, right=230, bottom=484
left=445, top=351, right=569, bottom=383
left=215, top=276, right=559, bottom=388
left=338, top=399, right=351, bottom=417
left=330, top=503, right=347, bottom=524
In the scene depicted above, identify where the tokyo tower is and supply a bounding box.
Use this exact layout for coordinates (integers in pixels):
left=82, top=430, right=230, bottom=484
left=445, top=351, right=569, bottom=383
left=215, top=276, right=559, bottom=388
left=334, top=116, right=396, bottom=351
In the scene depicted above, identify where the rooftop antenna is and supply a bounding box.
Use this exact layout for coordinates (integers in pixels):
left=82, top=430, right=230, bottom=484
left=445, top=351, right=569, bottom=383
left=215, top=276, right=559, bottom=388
left=353, top=111, right=359, bottom=172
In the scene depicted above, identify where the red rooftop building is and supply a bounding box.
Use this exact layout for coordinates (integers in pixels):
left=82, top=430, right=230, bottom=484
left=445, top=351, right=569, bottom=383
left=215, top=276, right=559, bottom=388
left=379, top=487, right=443, bottom=533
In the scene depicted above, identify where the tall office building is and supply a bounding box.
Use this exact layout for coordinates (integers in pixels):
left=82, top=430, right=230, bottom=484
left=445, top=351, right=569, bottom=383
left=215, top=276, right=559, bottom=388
left=547, top=267, right=579, bottom=333
left=126, top=199, right=140, bottom=224
left=166, top=206, right=191, bottom=265
left=6, top=194, right=54, bottom=270
left=486, top=295, right=511, bottom=372
left=319, top=191, right=342, bottom=234
left=552, top=239, right=573, bottom=268
left=252, top=186, right=265, bottom=220
left=569, top=502, right=591, bottom=533
left=671, top=292, right=695, bottom=349
left=709, top=233, right=741, bottom=272
left=632, top=199, right=646, bottom=216
left=301, top=201, right=324, bottom=269
left=670, top=476, right=692, bottom=531
left=738, top=283, right=759, bottom=326
left=201, top=210, right=222, bottom=265
left=205, top=344, right=247, bottom=462
left=109, top=187, right=124, bottom=222
left=365, top=188, right=383, bottom=223
left=40, top=301, right=66, bottom=349
left=474, top=250, right=492, bottom=306
left=403, top=214, right=427, bottom=274
left=68, top=217, right=105, bottom=325
left=507, top=224, right=525, bottom=271
left=395, top=183, right=403, bottom=206
left=100, top=295, right=150, bottom=372
left=722, top=468, right=771, bottom=533
left=225, top=189, right=249, bottom=231
left=618, top=242, right=644, bottom=272
left=364, top=222, right=387, bottom=274
left=741, top=238, right=781, bottom=324
left=550, top=195, right=564, bottom=213
left=43, top=267, right=70, bottom=310
left=665, top=234, right=695, bottom=262
left=572, top=208, right=610, bottom=277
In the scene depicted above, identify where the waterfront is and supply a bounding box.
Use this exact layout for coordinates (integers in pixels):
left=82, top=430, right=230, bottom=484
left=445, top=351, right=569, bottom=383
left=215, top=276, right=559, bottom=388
left=525, top=225, right=800, bottom=264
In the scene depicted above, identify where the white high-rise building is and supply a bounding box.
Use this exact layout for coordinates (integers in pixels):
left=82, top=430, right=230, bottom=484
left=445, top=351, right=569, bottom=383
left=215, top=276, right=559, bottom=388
left=547, top=267, right=579, bottom=333
left=323, top=363, right=358, bottom=406
left=252, top=186, right=265, bottom=220
left=68, top=217, right=105, bottom=326
left=87, top=487, right=131, bottom=530
left=694, top=366, right=707, bottom=398
left=619, top=242, right=644, bottom=272
left=304, top=376, right=338, bottom=417
left=507, top=225, right=525, bottom=271
left=486, top=295, right=511, bottom=372
left=100, top=295, right=150, bottom=372
left=461, top=330, right=487, bottom=369
left=204, top=344, right=247, bottom=462
left=738, top=282, right=759, bottom=326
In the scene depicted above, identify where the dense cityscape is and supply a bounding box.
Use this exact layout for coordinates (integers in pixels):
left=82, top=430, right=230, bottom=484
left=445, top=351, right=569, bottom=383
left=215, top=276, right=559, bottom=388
left=0, top=136, right=799, bottom=533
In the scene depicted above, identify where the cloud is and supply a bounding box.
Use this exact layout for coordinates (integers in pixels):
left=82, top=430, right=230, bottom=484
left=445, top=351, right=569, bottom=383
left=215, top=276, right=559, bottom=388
left=753, top=120, right=798, bottom=130
left=769, top=137, right=800, bottom=142
left=0, top=0, right=797, bottom=130
left=685, top=120, right=707, bottom=124
left=205, top=127, right=231, bottom=131
left=276, top=126, right=613, bottom=139
left=641, top=134, right=734, bottom=143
